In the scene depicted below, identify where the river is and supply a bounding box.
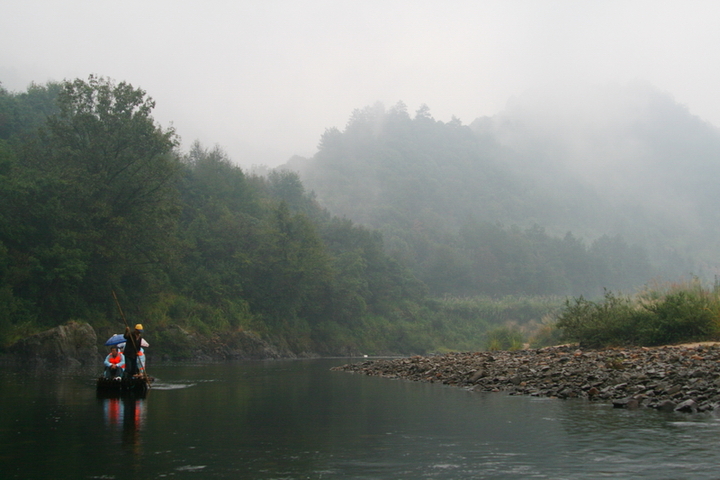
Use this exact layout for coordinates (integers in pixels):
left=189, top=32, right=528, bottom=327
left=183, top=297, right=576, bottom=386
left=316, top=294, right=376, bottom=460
left=2, top=358, right=720, bottom=479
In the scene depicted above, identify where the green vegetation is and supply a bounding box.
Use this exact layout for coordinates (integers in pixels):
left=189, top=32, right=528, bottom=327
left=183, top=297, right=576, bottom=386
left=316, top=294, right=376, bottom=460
left=419, top=295, right=563, bottom=353
left=485, top=326, right=525, bottom=351
left=555, top=280, right=720, bottom=348
left=0, top=77, right=564, bottom=357
left=3, top=78, right=712, bottom=357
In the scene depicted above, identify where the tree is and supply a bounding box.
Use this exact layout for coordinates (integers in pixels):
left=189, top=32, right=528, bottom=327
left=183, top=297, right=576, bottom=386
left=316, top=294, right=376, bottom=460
left=173, top=142, right=258, bottom=323
left=19, top=75, right=182, bottom=319
left=245, top=202, right=332, bottom=323
left=414, top=104, right=432, bottom=120
left=0, top=81, right=61, bottom=141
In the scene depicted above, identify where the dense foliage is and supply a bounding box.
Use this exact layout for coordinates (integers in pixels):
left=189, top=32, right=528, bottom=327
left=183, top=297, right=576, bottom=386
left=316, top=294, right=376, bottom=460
left=556, top=280, right=720, bottom=348
left=2, top=78, right=553, bottom=356
left=289, top=102, right=669, bottom=298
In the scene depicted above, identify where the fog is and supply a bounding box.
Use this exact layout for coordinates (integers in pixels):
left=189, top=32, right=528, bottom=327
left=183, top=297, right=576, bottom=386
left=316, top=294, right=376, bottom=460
left=3, top=1, right=720, bottom=168
left=474, top=82, right=720, bottom=259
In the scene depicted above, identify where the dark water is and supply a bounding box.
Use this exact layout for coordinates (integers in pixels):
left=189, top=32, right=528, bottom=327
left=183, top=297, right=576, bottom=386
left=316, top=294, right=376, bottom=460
left=2, top=359, right=720, bottom=479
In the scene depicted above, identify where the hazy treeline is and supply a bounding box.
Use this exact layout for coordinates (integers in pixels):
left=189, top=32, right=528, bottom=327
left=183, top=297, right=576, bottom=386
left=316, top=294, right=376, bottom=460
left=288, top=100, right=687, bottom=298
left=0, top=77, right=562, bottom=355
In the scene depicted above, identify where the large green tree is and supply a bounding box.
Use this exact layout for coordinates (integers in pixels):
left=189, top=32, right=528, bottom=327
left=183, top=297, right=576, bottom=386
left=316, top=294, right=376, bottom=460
left=11, top=76, right=181, bottom=323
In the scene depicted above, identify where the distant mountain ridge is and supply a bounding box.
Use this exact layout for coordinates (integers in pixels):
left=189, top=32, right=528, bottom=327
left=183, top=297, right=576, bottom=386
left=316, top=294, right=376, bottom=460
left=284, top=84, right=719, bottom=296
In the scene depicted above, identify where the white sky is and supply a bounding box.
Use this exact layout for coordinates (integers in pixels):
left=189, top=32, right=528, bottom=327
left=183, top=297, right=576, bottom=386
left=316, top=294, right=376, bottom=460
left=3, top=0, right=720, bottom=167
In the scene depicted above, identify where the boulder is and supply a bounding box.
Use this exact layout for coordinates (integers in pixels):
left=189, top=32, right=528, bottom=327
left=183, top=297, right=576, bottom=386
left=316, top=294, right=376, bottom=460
left=7, top=321, right=98, bottom=368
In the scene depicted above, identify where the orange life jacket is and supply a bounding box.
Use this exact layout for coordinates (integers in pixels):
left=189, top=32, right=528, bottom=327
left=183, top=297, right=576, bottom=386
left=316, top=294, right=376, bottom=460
left=108, top=353, right=124, bottom=366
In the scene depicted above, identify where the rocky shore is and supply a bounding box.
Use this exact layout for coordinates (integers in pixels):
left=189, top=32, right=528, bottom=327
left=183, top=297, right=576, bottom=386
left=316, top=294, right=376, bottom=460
left=332, top=344, right=720, bottom=414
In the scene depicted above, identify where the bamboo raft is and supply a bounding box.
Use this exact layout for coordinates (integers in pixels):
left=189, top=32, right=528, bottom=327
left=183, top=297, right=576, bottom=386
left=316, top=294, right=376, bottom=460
left=96, top=375, right=153, bottom=398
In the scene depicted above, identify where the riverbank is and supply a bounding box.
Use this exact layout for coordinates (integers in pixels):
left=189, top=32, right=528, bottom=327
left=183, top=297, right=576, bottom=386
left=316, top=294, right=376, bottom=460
left=0, top=322, right=301, bottom=368
left=332, top=344, right=720, bottom=413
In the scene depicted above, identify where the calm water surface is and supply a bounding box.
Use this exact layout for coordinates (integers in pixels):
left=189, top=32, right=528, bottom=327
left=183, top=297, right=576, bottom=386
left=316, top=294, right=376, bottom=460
left=2, top=358, right=720, bottom=479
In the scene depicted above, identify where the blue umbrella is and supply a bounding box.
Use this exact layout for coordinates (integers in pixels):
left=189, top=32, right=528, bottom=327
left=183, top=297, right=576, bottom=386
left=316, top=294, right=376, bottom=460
left=104, top=334, right=125, bottom=346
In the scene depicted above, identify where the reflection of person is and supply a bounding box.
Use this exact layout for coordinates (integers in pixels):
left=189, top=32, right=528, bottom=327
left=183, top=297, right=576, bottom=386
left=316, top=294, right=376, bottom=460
left=123, top=324, right=143, bottom=378
left=103, top=398, right=123, bottom=427
left=104, top=346, right=125, bottom=378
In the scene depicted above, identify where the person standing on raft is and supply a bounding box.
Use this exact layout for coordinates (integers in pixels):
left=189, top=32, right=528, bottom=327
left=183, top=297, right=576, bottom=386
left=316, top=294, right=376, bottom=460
left=123, top=324, right=144, bottom=378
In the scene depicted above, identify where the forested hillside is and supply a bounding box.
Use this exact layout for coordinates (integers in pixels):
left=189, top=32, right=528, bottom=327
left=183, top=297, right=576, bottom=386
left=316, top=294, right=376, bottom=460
left=5, top=77, right=711, bottom=357
left=3, top=77, right=507, bottom=356
left=287, top=89, right=711, bottom=298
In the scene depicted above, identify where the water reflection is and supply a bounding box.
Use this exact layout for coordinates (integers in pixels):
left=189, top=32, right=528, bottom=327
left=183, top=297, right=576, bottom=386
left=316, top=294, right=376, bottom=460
left=100, top=397, right=146, bottom=454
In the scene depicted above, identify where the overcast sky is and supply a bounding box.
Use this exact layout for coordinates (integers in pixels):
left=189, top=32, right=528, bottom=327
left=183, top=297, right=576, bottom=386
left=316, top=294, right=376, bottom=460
left=3, top=1, right=720, bottom=167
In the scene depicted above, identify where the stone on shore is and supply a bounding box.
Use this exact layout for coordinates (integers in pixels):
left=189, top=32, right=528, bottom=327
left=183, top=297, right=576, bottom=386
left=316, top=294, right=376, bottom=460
left=674, top=399, right=698, bottom=413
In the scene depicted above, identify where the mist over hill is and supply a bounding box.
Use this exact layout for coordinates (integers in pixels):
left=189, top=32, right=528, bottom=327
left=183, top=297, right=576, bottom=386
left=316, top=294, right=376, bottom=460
left=478, top=83, right=720, bottom=257
left=284, top=84, right=717, bottom=297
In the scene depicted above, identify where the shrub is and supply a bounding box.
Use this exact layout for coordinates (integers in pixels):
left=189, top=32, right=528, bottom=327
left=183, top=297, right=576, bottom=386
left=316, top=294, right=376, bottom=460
left=556, top=291, right=637, bottom=348
left=556, top=282, right=720, bottom=348
left=639, top=290, right=718, bottom=345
